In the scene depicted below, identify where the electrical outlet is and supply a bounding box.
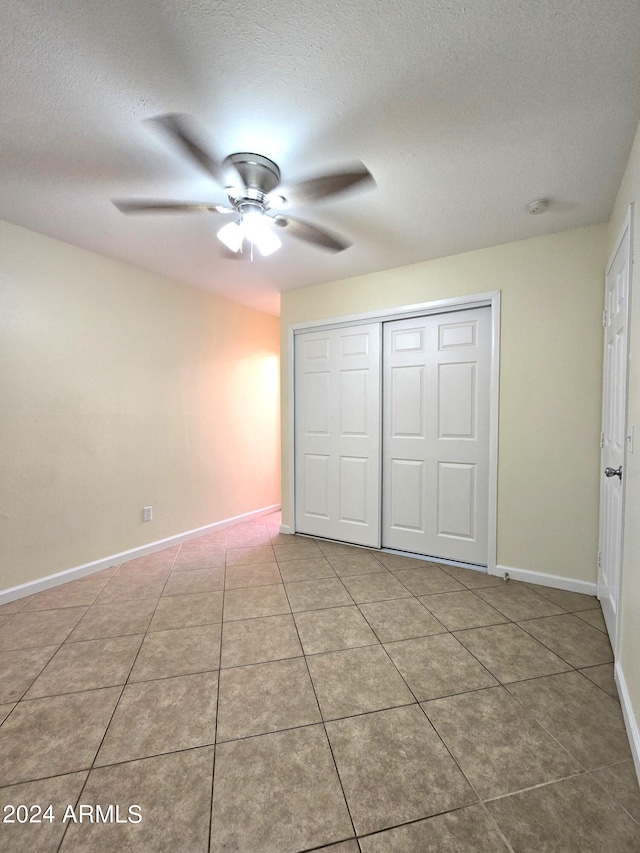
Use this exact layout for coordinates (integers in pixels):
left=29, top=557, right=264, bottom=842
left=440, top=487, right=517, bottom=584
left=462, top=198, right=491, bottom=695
left=143, top=506, right=153, bottom=522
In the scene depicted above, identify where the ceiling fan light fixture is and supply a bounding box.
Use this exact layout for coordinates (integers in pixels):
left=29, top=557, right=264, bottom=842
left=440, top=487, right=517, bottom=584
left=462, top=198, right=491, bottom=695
left=217, top=211, right=282, bottom=256
left=253, top=227, right=282, bottom=257
left=241, top=210, right=282, bottom=256
left=114, top=116, right=374, bottom=258
left=217, top=220, right=243, bottom=253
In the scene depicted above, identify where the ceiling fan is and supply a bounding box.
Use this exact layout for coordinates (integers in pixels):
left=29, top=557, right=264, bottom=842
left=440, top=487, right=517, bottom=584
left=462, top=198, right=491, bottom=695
left=113, top=114, right=376, bottom=259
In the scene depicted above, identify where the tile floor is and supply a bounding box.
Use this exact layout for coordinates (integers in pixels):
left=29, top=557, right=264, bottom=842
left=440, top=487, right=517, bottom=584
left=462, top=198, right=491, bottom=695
left=0, top=511, right=639, bottom=852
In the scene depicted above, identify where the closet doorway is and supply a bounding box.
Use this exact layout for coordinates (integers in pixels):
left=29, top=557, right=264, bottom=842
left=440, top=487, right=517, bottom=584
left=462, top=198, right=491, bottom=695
left=291, top=294, right=498, bottom=569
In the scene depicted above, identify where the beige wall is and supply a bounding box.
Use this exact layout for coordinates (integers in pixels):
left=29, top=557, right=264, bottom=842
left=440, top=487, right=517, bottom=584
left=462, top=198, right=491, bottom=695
left=0, top=221, right=280, bottom=591
left=281, top=224, right=607, bottom=582
left=609, top=119, right=640, bottom=755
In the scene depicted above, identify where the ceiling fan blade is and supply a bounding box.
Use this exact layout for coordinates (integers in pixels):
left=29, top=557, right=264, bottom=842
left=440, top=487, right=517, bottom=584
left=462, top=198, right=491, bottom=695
left=275, top=163, right=375, bottom=207
left=148, top=114, right=240, bottom=187
left=113, top=200, right=232, bottom=214
left=272, top=215, right=352, bottom=252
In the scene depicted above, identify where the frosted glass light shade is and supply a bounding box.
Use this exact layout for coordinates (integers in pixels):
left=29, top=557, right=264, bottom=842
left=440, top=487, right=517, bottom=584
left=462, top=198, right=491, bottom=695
left=242, top=211, right=282, bottom=256
left=217, top=213, right=282, bottom=257
left=217, top=221, right=243, bottom=253
left=254, top=226, right=282, bottom=256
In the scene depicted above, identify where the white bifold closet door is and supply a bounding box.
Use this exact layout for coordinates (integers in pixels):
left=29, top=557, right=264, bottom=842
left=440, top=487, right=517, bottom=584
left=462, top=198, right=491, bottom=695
left=382, top=308, right=491, bottom=564
left=294, top=324, right=381, bottom=547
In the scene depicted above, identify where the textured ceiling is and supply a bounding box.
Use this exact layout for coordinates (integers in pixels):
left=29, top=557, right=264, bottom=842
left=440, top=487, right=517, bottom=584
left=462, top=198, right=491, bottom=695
left=2, top=0, right=640, bottom=315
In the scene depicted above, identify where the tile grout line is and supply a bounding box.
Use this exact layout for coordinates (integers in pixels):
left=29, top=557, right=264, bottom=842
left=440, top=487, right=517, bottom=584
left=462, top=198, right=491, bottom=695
left=307, top=568, right=623, bottom=833
left=53, top=769, right=94, bottom=853
left=345, top=590, right=448, bottom=645
left=378, top=606, right=502, bottom=699
left=501, top=678, right=603, bottom=776
left=423, top=588, right=628, bottom=802
left=48, top=739, right=213, bottom=848
left=208, top=526, right=228, bottom=853
left=51, top=683, right=126, bottom=852
left=363, top=618, right=490, bottom=810
left=215, top=704, right=421, bottom=745
left=10, top=645, right=66, bottom=706
left=0, top=607, right=96, bottom=727
left=514, top=616, right=614, bottom=673
left=0, top=743, right=218, bottom=791
left=350, top=802, right=513, bottom=850
left=54, top=544, right=183, bottom=851
left=451, top=616, right=581, bottom=681
left=479, top=802, right=518, bottom=853
left=421, top=602, right=615, bottom=779
left=279, top=556, right=493, bottom=831
left=481, top=770, right=594, bottom=805
left=274, top=548, right=363, bottom=849
left=215, top=718, right=323, bottom=747
left=350, top=580, right=501, bottom=704
left=587, top=763, right=640, bottom=828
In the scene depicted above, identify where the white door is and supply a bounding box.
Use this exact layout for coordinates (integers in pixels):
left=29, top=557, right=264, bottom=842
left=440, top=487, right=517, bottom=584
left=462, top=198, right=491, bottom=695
left=598, top=213, right=632, bottom=641
left=382, top=308, right=491, bottom=564
left=294, top=324, right=381, bottom=547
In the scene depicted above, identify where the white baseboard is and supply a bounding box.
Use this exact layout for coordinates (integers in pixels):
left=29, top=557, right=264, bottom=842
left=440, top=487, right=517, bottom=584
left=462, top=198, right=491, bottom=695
left=0, top=503, right=281, bottom=606
left=493, top=563, right=597, bottom=597
left=278, top=525, right=293, bottom=535
left=615, top=661, right=640, bottom=784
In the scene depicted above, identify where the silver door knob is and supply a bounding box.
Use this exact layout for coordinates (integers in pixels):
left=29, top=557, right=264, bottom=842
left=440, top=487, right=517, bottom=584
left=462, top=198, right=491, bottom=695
left=605, top=466, right=622, bottom=480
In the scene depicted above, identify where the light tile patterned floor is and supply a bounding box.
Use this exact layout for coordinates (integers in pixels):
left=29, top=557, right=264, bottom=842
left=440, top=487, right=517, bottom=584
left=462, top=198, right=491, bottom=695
left=0, top=511, right=639, bottom=852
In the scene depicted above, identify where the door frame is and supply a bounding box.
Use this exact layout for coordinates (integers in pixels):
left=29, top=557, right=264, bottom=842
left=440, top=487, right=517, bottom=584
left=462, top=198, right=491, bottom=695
left=286, top=290, right=501, bottom=574
left=598, top=204, right=633, bottom=653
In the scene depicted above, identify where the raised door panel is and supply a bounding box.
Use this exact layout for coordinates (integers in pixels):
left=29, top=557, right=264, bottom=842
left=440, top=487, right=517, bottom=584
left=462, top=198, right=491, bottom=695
left=339, top=370, right=369, bottom=436
left=390, top=366, right=425, bottom=437
left=438, top=319, right=477, bottom=350
left=302, top=455, right=330, bottom=519
left=303, top=372, right=330, bottom=435
left=303, top=336, right=330, bottom=362
left=391, top=325, right=426, bottom=354
left=339, top=456, right=369, bottom=525
left=437, top=462, right=476, bottom=540
left=340, top=331, right=371, bottom=357
left=389, top=459, right=424, bottom=532
left=437, top=362, right=476, bottom=439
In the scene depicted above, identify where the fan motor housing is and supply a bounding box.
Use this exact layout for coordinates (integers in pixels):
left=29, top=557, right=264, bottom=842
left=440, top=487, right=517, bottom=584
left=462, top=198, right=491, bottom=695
left=223, top=153, right=281, bottom=195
